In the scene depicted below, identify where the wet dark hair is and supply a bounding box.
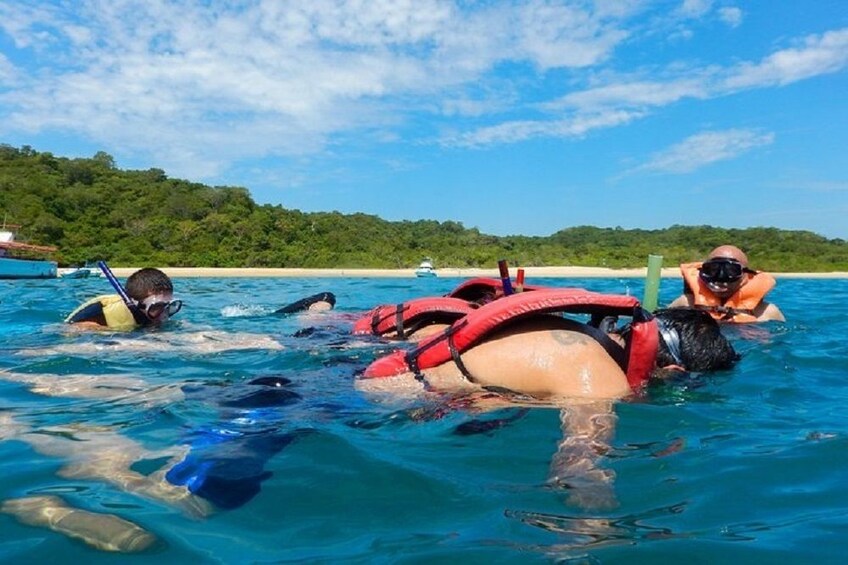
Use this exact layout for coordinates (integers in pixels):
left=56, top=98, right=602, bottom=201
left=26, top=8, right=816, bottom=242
left=125, top=268, right=173, bottom=301
left=653, top=308, right=739, bottom=372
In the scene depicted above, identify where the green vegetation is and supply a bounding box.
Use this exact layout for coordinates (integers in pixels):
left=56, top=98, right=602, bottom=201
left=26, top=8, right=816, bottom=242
left=2, top=143, right=847, bottom=271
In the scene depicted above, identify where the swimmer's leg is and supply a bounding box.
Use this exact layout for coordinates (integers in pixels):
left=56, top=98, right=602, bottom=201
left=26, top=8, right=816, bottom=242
left=12, top=424, right=211, bottom=518
left=1, top=495, right=157, bottom=553
left=56, top=446, right=213, bottom=518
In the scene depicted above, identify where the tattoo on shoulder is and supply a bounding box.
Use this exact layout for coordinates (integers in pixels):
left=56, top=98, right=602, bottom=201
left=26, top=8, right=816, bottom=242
left=552, top=330, right=591, bottom=347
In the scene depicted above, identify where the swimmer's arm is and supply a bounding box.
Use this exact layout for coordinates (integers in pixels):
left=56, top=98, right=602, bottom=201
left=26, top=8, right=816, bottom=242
left=668, top=294, right=693, bottom=308
left=66, top=321, right=110, bottom=331
left=753, top=301, right=785, bottom=322
left=548, top=402, right=618, bottom=509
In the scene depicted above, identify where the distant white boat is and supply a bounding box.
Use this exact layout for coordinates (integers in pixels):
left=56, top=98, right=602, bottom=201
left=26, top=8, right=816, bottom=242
left=0, top=224, right=58, bottom=279
left=414, top=258, right=437, bottom=278
left=59, top=266, right=93, bottom=279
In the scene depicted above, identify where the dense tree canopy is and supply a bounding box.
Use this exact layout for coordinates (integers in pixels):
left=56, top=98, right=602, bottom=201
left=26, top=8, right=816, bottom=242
left=2, top=144, right=846, bottom=271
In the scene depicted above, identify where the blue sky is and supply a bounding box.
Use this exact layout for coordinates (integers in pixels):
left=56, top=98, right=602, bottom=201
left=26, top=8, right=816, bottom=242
left=1, top=1, right=846, bottom=238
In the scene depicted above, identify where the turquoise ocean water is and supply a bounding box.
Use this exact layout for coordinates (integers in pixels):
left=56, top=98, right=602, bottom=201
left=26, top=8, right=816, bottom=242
left=1, top=275, right=846, bottom=563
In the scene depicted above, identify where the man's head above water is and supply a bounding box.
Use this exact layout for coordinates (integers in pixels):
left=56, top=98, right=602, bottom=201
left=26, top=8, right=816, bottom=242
left=707, top=245, right=748, bottom=265
left=126, top=268, right=180, bottom=325
left=670, top=243, right=784, bottom=323
left=699, top=245, right=752, bottom=299
left=125, top=268, right=174, bottom=302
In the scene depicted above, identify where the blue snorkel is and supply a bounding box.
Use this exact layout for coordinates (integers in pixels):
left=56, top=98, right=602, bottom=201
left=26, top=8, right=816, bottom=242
left=99, top=261, right=151, bottom=325
left=97, top=260, right=138, bottom=311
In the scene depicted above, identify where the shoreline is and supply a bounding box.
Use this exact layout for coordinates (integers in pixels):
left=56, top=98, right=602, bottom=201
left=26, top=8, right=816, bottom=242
left=108, top=266, right=848, bottom=279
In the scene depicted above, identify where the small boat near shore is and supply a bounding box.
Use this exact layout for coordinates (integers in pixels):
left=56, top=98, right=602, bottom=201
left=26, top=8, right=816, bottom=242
left=58, top=266, right=93, bottom=279
left=414, top=258, right=437, bottom=278
left=0, top=224, right=58, bottom=279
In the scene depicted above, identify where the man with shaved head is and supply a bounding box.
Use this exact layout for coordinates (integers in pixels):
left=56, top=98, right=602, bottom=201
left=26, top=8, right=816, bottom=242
left=670, top=245, right=785, bottom=323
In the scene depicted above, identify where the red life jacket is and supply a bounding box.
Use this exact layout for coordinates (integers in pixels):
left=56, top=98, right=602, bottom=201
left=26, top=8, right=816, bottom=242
left=352, top=297, right=477, bottom=339
left=363, top=288, right=659, bottom=392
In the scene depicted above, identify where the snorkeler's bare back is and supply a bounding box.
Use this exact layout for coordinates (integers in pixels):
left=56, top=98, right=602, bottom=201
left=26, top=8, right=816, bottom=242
left=358, top=317, right=632, bottom=402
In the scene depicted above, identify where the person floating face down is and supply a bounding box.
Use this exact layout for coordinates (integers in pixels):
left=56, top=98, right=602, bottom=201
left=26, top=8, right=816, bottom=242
left=670, top=245, right=785, bottom=323
left=358, top=289, right=740, bottom=402
left=65, top=267, right=183, bottom=330
left=355, top=289, right=740, bottom=513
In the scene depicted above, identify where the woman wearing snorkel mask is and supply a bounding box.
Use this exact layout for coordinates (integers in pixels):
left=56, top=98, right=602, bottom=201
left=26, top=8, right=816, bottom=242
left=65, top=267, right=183, bottom=330
left=670, top=245, right=785, bottom=323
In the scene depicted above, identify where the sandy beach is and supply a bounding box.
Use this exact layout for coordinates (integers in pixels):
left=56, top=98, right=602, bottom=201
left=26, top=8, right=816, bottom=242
left=109, top=266, right=848, bottom=279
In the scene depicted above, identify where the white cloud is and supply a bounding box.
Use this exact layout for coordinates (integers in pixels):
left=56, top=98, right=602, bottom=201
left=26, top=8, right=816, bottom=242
left=0, top=54, right=18, bottom=84
left=0, top=3, right=64, bottom=50
left=592, top=0, right=647, bottom=19
left=538, top=27, right=848, bottom=116
left=512, top=2, right=629, bottom=69
left=446, top=25, right=847, bottom=148
left=552, top=77, right=709, bottom=110
left=0, top=1, right=845, bottom=176
left=723, top=28, right=848, bottom=89
left=443, top=109, right=644, bottom=147
left=0, top=0, right=634, bottom=177
left=440, top=95, right=512, bottom=118
left=718, top=7, right=743, bottom=28
left=677, top=0, right=713, bottom=19
left=636, top=129, right=774, bottom=173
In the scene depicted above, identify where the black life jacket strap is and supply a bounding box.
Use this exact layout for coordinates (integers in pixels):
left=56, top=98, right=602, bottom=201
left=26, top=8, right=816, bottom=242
left=370, top=303, right=411, bottom=336
left=693, top=304, right=755, bottom=321
left=448, top=331, right=476, bottom=383
left=395, top=304, right=406, bottom=339
left=369, top=310, right=383, bottom=334
left=405, top=319, right=469, bottom=383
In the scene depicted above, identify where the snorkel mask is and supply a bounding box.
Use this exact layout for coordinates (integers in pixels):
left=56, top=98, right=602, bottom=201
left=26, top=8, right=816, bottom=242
left=137, top=296, right=183, bottom=322
left=698, top=258, right=752, bottom=284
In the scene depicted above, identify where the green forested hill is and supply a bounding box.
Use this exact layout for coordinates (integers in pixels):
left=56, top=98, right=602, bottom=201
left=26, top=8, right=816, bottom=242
left=2, top=144, right=847, bottom=271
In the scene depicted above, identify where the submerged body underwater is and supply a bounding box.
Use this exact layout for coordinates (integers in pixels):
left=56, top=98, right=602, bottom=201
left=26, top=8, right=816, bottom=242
left=1, top=275, right=846, bottom=563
